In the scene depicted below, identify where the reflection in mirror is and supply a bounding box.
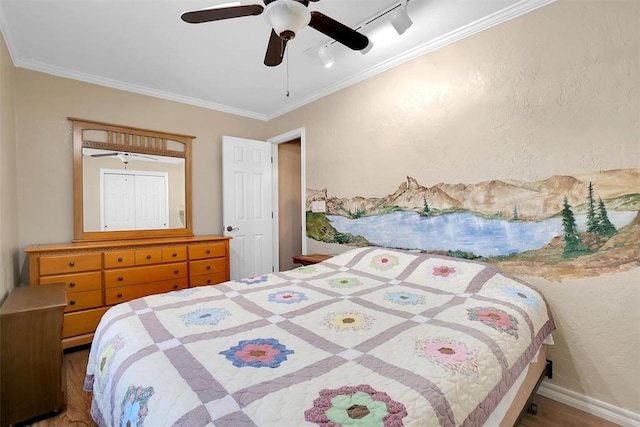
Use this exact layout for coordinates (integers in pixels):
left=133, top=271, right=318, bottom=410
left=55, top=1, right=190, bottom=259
left=82, top=148, right=186, bottom=231
left=71, top=118, right=194, bottom=242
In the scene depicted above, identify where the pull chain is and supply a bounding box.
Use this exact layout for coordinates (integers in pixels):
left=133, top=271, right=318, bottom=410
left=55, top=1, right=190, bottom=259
left=286, top=47, right=290, bottom=97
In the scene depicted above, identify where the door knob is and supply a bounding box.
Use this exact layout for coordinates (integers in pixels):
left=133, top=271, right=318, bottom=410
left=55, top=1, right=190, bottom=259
left=226, top=226, right=239, bottom=232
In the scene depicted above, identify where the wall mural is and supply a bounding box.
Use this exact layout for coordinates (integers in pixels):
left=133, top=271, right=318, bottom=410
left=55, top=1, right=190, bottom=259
left=306, top=168, right=639, bottom=281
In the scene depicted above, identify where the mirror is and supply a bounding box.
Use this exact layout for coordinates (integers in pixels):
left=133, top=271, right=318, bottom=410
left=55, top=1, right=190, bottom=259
left=71, top=118, right=194, bottom=242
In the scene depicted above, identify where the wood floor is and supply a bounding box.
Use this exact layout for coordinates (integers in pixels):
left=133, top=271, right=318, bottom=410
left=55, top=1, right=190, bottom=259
left=20, top=348, right=621, bottom=427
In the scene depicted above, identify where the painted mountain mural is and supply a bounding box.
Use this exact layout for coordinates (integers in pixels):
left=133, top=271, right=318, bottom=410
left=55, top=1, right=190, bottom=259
left=306, top=168, right=639, bottom=281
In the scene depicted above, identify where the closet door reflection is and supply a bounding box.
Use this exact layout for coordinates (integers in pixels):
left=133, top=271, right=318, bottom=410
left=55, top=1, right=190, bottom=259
left=101, top=170, right=168, bottom=231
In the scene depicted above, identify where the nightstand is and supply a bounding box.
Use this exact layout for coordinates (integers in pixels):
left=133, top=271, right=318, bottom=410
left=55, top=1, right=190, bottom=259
left=0, top=284, right=66, bottom=426
left=292, top=254, right=332, bottom=266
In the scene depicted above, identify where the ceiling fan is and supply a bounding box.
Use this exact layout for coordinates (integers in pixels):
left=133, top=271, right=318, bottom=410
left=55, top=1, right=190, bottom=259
left=91, top=152, right=158, bottom=165
left=181, top=0, right=370, bottom=66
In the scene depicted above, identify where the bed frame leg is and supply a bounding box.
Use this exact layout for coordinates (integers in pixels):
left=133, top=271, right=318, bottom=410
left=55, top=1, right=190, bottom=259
left=545, top=359, right=553, bottom=379
left=514, top=358, right=553, bottom=425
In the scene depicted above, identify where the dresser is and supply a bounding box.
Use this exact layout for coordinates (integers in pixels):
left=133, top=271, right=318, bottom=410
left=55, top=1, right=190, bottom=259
left=0, top=284, right=66, bottom=426
left=24, top=235, right=230, bottom=349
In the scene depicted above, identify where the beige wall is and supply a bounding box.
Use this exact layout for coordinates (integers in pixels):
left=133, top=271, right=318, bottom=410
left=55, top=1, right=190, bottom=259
left=0, top=31, right=18, bottom=301
left=267, top=0, right=640, bottom=415
left=14, top=70, right=267, bottom=281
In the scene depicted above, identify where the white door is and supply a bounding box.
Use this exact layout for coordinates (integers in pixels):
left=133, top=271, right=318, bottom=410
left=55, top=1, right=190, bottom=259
left=102, top=170, right=168, bottom=231
left=103, top=173, right=136, bottom=231
left=135, top=174, right=168, bottom=230
left=222, top=136, right=274, bottom=280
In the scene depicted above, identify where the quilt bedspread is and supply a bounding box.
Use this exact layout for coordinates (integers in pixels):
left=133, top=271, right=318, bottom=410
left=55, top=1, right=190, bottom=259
left=85, top=247, right=555, bottom=427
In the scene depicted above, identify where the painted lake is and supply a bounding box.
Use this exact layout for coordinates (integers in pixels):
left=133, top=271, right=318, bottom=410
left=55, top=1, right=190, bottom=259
left=327, top=211, right=637, bottom=257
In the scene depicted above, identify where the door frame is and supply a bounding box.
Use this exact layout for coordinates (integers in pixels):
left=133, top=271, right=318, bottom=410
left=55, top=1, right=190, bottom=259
left=268, top=127, right=306, bottom=272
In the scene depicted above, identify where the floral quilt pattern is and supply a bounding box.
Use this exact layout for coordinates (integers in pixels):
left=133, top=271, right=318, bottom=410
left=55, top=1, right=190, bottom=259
left=85, top=247, right=554, bottom=427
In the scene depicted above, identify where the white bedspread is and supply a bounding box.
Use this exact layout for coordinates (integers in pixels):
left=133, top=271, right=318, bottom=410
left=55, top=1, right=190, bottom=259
left=85, top=247, right=555, bottom=426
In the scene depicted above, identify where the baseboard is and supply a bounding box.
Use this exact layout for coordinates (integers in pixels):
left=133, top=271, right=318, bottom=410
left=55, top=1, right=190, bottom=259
left=537, top=383, right=640, bottom=427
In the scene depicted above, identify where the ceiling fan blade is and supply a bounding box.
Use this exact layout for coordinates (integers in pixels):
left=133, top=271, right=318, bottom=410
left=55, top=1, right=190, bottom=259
left=308, top=11, right=369, bottom=50
left=91, top=153, right=119, bottom=157
left=181, top=5, right=264, bottom=24
left=264, top=29, right=288, bottom=67
left=132, top=154, right=158, bottom=161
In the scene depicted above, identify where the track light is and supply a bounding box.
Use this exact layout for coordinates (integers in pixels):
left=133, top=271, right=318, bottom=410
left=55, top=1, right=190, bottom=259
left=389, top=1, right=412, bottom=35
left=307, top=0, right=410, bottom=66
left=317, top=45, right=335, bottom=68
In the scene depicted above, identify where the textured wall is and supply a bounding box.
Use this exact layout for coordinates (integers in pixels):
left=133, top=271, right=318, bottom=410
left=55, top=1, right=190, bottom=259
left=267, top=0, right=640, bottom=414
left=0, top=31, right=18, bottom=298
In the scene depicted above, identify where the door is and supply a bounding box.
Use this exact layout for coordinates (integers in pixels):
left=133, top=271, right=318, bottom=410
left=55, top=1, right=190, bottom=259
left=103, top=172, right=136, bottom=231
left=135, top=174, right=168, bottom=229
left=102, top=170, right=168, bottom=231
left=222, top=136, right=274, bottom=280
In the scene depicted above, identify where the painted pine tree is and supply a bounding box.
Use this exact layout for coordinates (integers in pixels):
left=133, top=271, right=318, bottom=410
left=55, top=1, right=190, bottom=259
left=586, top=182, right=598, bottom=233
left=596, top=198, right=618, bottom=237
left=422, top=197, right=431, bottom=216
left=561, top=196, right=590, bottom=258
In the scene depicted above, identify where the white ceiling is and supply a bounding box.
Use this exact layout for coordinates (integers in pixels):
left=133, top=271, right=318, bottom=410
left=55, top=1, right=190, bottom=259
left=0, top=0, right=553, bottom=121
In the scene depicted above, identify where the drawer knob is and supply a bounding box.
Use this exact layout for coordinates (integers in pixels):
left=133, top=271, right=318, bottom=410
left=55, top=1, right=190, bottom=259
left=69, top=261, right=75, bottom=267
left=206, top=279, right=211, bottom=284
left=117, top=257, right=123, bottom=262
left=174, top=269, right=179, bottom=274
left=146, top=254, right=152, bottom=259
left=70, top=300, right=76, bottom=305
left=172, top=253, right=178, bottom=257
left=118, top=276, right=124, bottom=281
left=173, top=284, right=178, bottom=289
left=206, top=249, right=211, bottom=254
left=117, top=292, right=123, bottom=298
left=206, top=265, right=211, bottom=270
left=69, top=282, right=76, bottom=288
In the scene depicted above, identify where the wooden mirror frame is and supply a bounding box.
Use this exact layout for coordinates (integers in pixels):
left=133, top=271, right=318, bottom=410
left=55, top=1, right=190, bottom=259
left=71, top=118, right=194, bottom=242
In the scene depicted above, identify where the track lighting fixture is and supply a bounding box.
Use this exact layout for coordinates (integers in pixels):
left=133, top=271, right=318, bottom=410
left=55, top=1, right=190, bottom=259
left=317, top=45, right=335, bottom=68
left=389, top=1, right=413, bottom=35
left=306, top=0, right=411, bottom=66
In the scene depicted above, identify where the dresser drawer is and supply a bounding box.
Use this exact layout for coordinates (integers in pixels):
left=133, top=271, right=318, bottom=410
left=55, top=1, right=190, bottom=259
left=40, top=253, right=102, bottom=275
left=188, top=243, right=226, bottom=260
left=39, top=271, right=102, bottom=292
left=162, top=246, right=187, bottom=262
left=135, top=248, right=163, bottom=265
left=104, top=250, right=135, bottom=268
left=65, top=290, right=102, bottom=313
left=106, top=278, right=188, bottom=305
left=104, top=262, right=188, bottom=288
left=62, top=307, right=109, bottom=339
left=189, top=258, right=226, bottom=276
left=189, top=272, right=227, bottom=287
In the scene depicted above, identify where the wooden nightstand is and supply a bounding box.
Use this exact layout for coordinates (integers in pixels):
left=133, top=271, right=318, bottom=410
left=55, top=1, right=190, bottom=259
left=0, top=284, right=66, bottom=426
left=292, top=254, right=332, bottom=266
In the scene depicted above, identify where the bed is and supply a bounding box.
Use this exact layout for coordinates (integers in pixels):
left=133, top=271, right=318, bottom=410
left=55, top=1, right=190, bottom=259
left=84, top=247, right=555, bottom=426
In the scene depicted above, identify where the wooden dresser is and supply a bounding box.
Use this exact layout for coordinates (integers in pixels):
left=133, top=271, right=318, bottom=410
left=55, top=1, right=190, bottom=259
left=0, top=284, right=66, bottom=426
left=24, top=235, right=230, bottom=349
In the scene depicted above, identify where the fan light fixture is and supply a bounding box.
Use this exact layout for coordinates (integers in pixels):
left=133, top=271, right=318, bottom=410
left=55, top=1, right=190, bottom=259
left=389, top=1, right=413, bottom=35
left=306, top=0, right=411, bottom=65
left=317, top=45, right=335, bottom=68
left=263, top=0, right=311, bottom=40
